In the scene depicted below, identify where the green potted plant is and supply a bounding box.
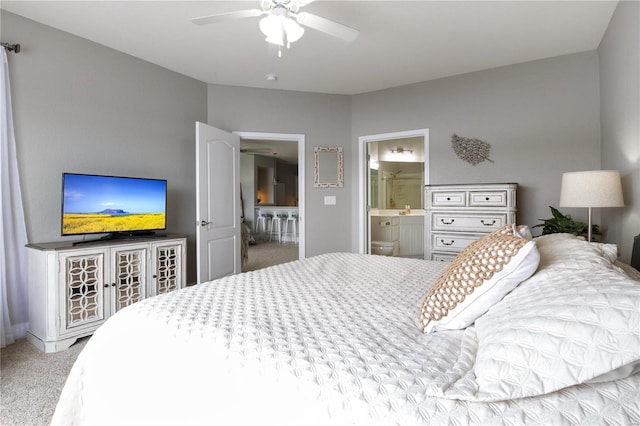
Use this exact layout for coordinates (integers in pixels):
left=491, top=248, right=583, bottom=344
left=533, top=206, right=600, bottom=240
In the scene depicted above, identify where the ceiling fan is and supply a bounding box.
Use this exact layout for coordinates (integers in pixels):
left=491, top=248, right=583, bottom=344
left=240, top=145, right=273, bottom=155
left=192, top=0, right=359, bottom=56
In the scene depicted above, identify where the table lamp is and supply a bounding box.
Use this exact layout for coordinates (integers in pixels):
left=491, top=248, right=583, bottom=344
left=559, top=170, right=624, bottom=242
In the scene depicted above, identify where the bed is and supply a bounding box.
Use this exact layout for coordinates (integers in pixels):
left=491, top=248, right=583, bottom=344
left=52, top=229, right=640, bottom=426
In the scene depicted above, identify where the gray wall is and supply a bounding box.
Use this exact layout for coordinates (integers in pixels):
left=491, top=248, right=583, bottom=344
left=240, top=153, right=257, bottom=228
left=599, top=0, right=640, bottom=264
left=3, top=5, right=637, bottom=267
left=2, top=12, right=207, bottom=282
left=351, top=52, right=602, bottom=251
left=207, top=84, right=352, bottom=257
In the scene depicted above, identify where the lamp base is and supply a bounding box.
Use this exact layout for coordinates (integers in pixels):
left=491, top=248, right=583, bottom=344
left=587, top=207, right=592, bottom=242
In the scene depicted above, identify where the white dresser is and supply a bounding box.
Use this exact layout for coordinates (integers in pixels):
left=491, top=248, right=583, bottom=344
left=425, top=183, right=518, bottom=261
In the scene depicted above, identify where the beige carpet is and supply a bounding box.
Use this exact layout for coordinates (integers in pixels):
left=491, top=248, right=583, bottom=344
left=1, top=337, right=88, bottom=426
left=243, top=240, right=299, bottom=272
left=0, top=242, right=295, bottom=425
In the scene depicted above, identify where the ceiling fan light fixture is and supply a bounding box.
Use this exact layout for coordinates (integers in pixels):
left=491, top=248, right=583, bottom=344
left=260, top=12, right=304, bottom=49
left=265, top=32, right=284, bottom=46
left=284, top=18, right=304, bottom=43
left=260, top=14, right=282, bottom=41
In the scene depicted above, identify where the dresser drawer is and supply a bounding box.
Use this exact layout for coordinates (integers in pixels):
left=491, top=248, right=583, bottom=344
left=432, top=253, right=457, bottom=262
left=431, top=213, right=507, bottom=232
left=469, top=190, right=508, bottom=207
left=430, top=191, right=466, bottom=207
left=431, top=233, right=477, bottom=252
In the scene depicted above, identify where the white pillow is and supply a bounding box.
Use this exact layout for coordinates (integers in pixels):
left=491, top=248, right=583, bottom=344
left=533, top=233, right=618, bottom=269
left=473, top=233, right=640, bottom=399
left=419, top=224, right=540, bottom=333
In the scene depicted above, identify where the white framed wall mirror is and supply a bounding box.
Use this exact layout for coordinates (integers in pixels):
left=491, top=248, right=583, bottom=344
left=314, top=146, right=344, bottom=188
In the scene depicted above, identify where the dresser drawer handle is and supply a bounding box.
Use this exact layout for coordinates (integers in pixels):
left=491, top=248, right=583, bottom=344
left=440, top=239, right=455, bottom=246
left=485, top=197, right=490, bottom=201
left=480, top=219, right=496, bottom=226
left=446, top=197, right=451, bottom=201
left=440, top=219, right=455, bottom=225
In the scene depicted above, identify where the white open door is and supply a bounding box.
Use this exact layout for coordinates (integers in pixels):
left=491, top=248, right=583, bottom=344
left=196, top=122, right=241, bottom=283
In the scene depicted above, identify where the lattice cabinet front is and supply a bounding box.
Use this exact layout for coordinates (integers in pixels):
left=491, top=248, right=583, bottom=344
left=27, top=235, right=186, bottom=353
left=111, top=245, right=148, bottom=312
left=151, top=242, right=183, bottom=296
left=61, top=251, right=106, bottom=331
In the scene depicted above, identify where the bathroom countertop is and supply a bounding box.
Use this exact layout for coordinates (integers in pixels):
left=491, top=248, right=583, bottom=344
left=370, top=209, right=425, bottom=216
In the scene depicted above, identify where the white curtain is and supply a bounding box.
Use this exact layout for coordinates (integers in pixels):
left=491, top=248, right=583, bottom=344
left=1, top=47, right=29, bottom=347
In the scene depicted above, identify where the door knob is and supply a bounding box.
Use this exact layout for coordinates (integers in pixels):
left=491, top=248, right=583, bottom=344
left=200, top=220, right=211, bottom=227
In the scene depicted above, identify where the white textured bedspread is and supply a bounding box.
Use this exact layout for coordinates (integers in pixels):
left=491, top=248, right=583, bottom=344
left=53, top=250, right=640, bottom=426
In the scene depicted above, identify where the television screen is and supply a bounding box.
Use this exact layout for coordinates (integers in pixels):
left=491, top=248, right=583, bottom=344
left=62, top=173, right=167, bottom=236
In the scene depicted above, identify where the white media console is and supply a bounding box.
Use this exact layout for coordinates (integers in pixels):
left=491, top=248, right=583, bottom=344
left=26, top=234, right=186, bottom=353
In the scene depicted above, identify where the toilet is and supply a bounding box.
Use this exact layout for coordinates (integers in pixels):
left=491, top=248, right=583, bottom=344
left=371, top=240, right=400, bottom=256
left=371, top=216, right=400, bottom=256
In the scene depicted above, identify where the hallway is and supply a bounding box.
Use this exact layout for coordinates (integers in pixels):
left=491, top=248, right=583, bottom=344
left=242, top=241, right=299, bottom=272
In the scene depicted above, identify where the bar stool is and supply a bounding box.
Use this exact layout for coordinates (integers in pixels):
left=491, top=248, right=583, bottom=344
left=267, top=211, right=283, bottom=242
left=282, top=211, right=298, bottom=244
left=255, top=209, right=269, bottom=238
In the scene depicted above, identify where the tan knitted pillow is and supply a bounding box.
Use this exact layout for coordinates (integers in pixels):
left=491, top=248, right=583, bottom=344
left=419, top=224, right=539, bottom=333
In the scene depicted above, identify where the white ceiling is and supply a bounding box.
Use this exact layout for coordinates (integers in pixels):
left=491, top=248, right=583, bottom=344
left=2, top=1, right=618, bottom=95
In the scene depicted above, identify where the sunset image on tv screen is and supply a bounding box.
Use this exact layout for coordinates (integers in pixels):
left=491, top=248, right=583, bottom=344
left=62, top=174, right=166, bottom=235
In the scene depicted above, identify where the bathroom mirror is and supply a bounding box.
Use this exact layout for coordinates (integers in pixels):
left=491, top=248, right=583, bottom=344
left=371, top=161, right=423, bottom=209
left=314, top=146, right=344, bottom=188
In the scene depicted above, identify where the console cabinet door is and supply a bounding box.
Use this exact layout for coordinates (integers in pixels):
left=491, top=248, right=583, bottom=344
left=58, top=249, right=107, bottom=335
left=110, top=244, right=148, bottom=314
left=150, top=239, right=185, bottom=297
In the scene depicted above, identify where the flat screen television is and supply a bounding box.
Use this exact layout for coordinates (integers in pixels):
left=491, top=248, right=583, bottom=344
left=62, top=173, right=167, bottom=239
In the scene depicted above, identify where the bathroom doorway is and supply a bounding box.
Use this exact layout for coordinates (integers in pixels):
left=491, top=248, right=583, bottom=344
left=358, top=129, right=430, bottom=258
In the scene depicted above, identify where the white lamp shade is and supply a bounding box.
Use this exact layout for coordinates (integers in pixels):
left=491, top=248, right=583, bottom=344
left=559, top=170, right=624, bottom=208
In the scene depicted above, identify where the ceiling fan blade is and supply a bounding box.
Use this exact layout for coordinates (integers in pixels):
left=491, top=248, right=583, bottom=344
left=295, top=11, right=359, bottom=42
left=241, top=144, right=272, bottom=152
left=192, top=9, right=263, bottom=26
left=293, top=0, right=317, bottom=6
left=241, top=149, right=273, bottom=154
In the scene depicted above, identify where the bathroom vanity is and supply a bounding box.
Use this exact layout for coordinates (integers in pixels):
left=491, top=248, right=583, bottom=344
left=370, top=210, right=425, bottom=258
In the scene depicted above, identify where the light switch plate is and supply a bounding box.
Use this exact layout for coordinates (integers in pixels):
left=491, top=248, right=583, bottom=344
left=324, top=195, right=336, bottom=205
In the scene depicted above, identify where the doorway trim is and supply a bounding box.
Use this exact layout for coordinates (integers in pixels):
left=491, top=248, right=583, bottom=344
left=357, top=129, right=430, bottom=254
left=234, top=131, right=306, bottom=260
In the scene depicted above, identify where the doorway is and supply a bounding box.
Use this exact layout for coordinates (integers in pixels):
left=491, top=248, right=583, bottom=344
left=358, top=129, right=430, bottom=258
left=236, top=131, right=306, bottom=270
